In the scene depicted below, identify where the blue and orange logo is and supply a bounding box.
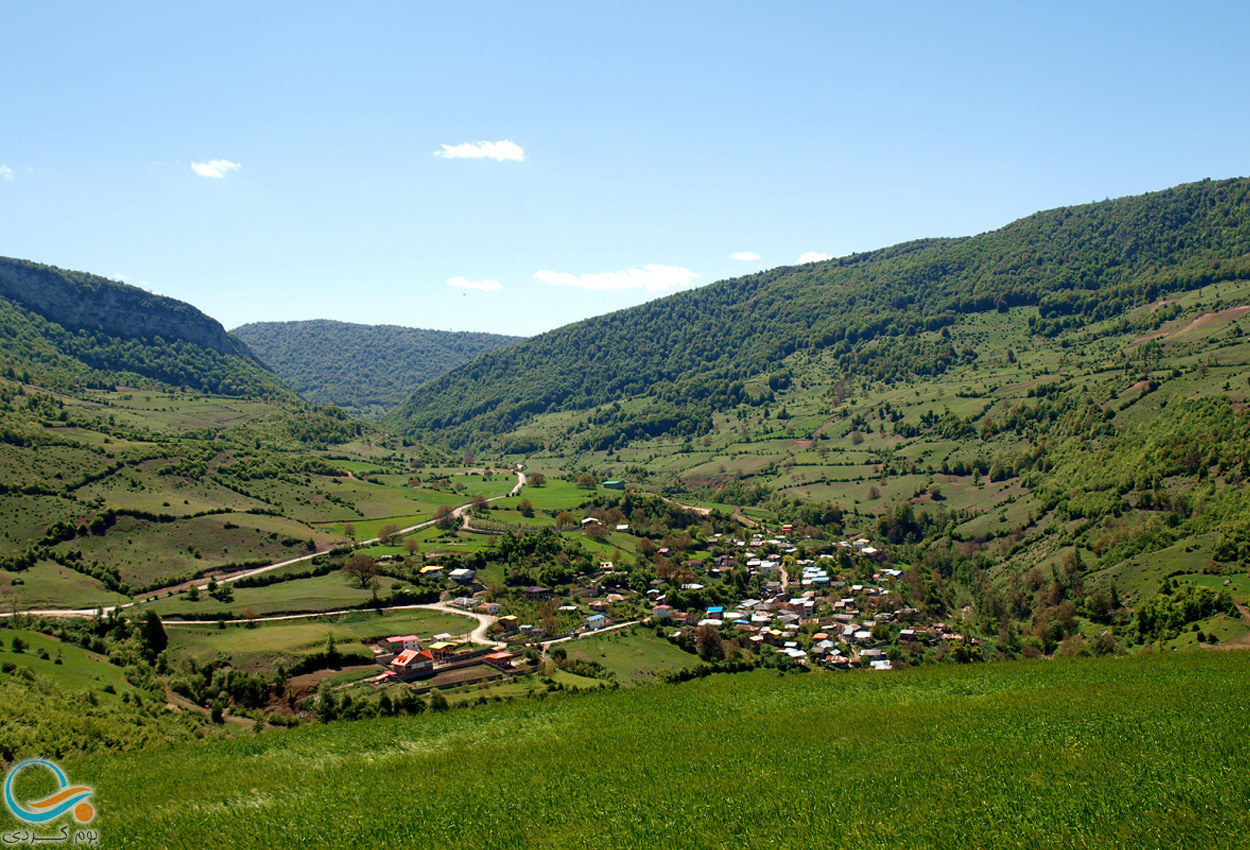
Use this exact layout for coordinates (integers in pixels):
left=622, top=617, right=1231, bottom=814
left=4, top=759, right=95, bottom=824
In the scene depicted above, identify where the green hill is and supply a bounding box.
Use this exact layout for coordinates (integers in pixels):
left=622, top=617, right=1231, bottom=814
left=232, top=319, right=523, bottom=418
left=0, top=258, right=469, bottom=609
left=377, top=177, right=1250, bottom=647
left=386, top=177, right=1250, bottom=448
left=50, top=651, right=1250, bottom=849
left=0, top=257, right=289, bottom=399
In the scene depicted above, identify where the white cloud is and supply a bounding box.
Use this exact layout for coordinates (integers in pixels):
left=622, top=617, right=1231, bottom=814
left=447, top=276, right=503, bottom=292
left=730, top=251, right=760, bottom=261
left=191, top=159, right=242, bottom=178
left=534, top=264, right=699, bottom=293
left=798, top=251, right=833, bottom=264
left=433, top=140, right=525, bottom=162
left=0, top=166, right=13, bottom=181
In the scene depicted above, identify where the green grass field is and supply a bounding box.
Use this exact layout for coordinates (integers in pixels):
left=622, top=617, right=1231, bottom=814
left=163, top=608, right=479, bottom=673
left=137, top=570, right=415, bottom=618
left=1, top=561, right=126, bottom=610
left=0, top=629, right=139, bottom=695
left=40, top=651, right=1250, bottom=849
left=562, top=627, right=695, bottom=685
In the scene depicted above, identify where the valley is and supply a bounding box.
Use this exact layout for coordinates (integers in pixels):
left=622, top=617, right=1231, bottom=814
left=2, top=179, right=1250, bottom=847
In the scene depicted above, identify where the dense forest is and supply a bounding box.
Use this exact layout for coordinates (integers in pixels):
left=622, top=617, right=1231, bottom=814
left=233, top=319, right=523, bottom=418
left=386, top=178, right=1250, bottom=446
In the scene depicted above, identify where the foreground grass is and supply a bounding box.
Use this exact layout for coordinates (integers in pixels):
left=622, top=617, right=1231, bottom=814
left=45, top=652, right=1250, bottom=849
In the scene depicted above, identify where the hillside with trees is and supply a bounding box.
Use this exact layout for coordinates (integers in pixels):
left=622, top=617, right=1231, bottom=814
left=0, top=257, right=290, bottom=399
left=386, top=178, right=1250, bottom=447
left=233, top=320, right=523, bottom=418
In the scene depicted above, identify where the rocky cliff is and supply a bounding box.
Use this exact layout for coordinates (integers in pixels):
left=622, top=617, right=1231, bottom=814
left=0, top=257, right=254, bottom=359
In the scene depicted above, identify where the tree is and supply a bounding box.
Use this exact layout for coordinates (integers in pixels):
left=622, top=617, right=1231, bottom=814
left=555, top=511, right=576, bottom=530
left=403, top=538, right=420, bottom=557
left=429, top=689, right=450, bottom=712
left=343, top=553, right=378, bottom=589
left=434, top=504, right=459, bottom=531
left=139, top=609, right=168, bottom=659
left=576, top=472, right=598, bottom=490
left=529, top=472, right=546, bottom=487
left=471, top=493, right=489, bottom=514
left=378, top=523, right=401, bottom=545
left=518, top=498, right=534, bottom=518
left=585, top=522, right=609, bottom=542
left=694, top=624, right=724, bottom=662
left=343, top=522, right=357, bottom=541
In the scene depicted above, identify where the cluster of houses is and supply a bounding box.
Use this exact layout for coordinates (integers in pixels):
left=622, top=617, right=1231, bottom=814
left=371, top=632, right=522, bottom=684
left=641, top=529, right=974, bottom=671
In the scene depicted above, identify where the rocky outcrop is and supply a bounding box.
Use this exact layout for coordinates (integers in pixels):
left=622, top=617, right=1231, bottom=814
left=0, top=257, right=253, bottom=359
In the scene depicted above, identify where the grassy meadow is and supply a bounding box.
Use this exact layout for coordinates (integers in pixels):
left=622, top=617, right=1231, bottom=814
left=161, top=608, right=479, bottom=673
left=39, top=650, right=1250, bottom=849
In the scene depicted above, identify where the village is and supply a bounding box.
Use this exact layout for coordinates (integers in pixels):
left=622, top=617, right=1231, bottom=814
left=365, top=515, right=980, bottom=693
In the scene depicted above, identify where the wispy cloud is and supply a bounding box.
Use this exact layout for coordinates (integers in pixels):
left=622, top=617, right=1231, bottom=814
left=447, top=276, right=503, bottom=292
left=434, top=140, right=525, bottom=162
left=0, top=166, right=13, bottom=182
left=191, top=159, right=242, bottom=178
left=730, top=251, right=760, bottom=261
left=798, top=251, right=833, bottom=264
left=534, top=264, right=699, bottom=293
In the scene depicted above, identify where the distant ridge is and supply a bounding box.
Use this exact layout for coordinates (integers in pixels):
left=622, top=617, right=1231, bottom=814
left=0, top=256, right=290, bottom=397
left=232, top=319, right=524, bottom=418
left=0, top=257, right=252, bottom=358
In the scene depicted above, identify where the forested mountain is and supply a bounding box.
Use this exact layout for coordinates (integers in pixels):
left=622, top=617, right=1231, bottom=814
left=233, top=319, right=523, bottom=418
left=0, top=257, right=290, bottom=398
left=386, top=178, right=1250, bottom=446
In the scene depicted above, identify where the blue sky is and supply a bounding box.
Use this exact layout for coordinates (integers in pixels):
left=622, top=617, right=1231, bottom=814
left=2, top=2, right=1247, bottom=337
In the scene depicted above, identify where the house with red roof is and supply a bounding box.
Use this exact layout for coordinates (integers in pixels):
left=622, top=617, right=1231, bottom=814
left=389, top=649, right=435, bottom=679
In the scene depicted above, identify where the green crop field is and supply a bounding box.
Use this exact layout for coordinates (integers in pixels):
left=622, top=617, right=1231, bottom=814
left=35, top=651, right=1250, bottom=849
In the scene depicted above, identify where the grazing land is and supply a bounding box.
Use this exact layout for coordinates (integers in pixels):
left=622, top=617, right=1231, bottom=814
left=42, top=651, right=1250, bottom=849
